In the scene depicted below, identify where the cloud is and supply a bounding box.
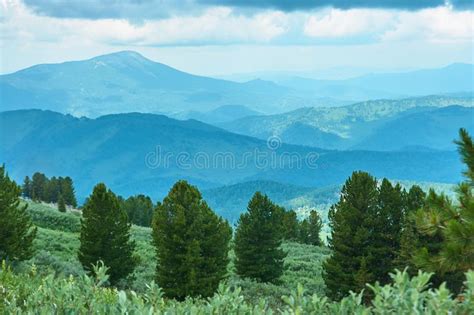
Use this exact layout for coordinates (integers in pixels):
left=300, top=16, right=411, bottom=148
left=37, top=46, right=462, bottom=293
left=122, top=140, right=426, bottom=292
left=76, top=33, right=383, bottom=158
left=203, top=0, right=472, bottom=11
left=1, top=1, right=289, bottom=47
left=22, top=0, right=202, bottom=20
left=21, top=0, right=474, bottom=21
left=303, top=7, right=474, bottom=43
left=303, top=9, right=395, bottom=39
left=381, top=7, right=474, bottom=43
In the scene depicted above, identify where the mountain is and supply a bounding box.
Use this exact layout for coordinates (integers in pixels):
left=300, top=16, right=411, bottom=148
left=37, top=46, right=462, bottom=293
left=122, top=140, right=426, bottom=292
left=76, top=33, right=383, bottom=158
left=171, top=104, right=262, bottom=124
left=0, top=110, right=463, bottom=202
left=0, top=51, right=325, bottom=117
left=221, top=95, right=474, bottom=150
left=277, top=63, right=474, bottom=101
left=355, top=106, right=474, bottom=151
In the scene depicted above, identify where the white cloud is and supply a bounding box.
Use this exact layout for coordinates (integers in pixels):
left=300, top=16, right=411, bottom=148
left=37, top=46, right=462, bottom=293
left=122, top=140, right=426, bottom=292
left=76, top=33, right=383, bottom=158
left=381, top=7, right=474, bottom=43
left=303, top=9, right=395, bottom=38
left=303, top=6, right=474, bottom=43
left=1, top=1, right=289, bottom=46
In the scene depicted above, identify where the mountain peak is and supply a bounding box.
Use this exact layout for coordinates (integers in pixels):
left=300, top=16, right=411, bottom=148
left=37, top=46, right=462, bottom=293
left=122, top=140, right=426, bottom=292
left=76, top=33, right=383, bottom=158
left=90, top=50, right=152, bottom=66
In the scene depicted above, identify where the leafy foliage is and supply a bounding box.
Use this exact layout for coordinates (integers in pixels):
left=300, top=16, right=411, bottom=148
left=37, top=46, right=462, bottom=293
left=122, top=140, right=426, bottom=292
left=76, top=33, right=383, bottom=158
left=152, top=180, right=232, bottom=299
left=0, top=165, right=37, bottom=261
left=1, top=262, right=473, bottom=314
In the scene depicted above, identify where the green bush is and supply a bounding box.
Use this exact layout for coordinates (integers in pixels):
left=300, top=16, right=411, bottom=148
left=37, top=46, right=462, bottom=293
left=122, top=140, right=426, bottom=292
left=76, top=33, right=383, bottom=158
left=1, top=262, right=473, bottom=314
left=25, top=201, right=81, bottom=233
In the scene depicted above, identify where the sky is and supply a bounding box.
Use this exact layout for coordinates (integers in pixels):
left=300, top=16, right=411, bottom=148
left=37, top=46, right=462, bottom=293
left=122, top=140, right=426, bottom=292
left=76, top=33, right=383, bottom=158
left=1, top=0, right=473, bottom=78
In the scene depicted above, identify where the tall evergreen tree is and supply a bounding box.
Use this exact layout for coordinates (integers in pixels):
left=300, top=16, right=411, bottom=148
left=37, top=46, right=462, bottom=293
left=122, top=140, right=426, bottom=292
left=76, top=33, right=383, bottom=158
left=278, top=208, right=300, bottom=241
left=57, top=194, right=66, bottom=212
left=300, top=210, right=323, bottom=246
left=22, top=176, right=31, bottom=198
left=31, top=172, right=47, bottom=201
left=370, top=179, right=405, bottom=284
left=323, top=171, right=378, bottom=300
left=121, top=194, right=154, bottom=227
left=234, top=192, right=286, bottom=283
left=395, top=185, right=426, bottom=273
left=0, top=165, right=37, bottom=261
left=61, top=176, right=77, bottom=207
left=415, top=128, right=474, bottom=274
left=78, top=183, right=136, bottom=284
left=152, top=181, right=232, bottom=299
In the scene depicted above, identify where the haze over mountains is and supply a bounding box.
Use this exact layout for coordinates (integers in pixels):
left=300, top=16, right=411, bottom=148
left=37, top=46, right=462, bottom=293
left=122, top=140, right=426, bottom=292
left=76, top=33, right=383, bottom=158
left=1, top=51, right=472, bottom=220
left=1, top=51, right=473, bottom=118
left=221, top=96, right=474, bottom=150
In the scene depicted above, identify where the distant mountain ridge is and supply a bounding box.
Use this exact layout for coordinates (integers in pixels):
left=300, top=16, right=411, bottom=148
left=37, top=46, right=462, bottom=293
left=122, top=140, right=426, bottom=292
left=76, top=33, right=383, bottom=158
left=1, top=51, right=472, bottom=118
left=276, top=63, right=474, bottom=101
left=0, top=51, right=325, bottom=117
left=221, top=95, right=474, bottom=150
left=0, top=109, right=463, bottom=202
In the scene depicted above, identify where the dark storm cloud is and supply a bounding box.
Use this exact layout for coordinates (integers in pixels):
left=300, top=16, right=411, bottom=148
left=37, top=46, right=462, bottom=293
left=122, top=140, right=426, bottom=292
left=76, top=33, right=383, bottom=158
left=23, top=0, right=473, bottom=20
left=22, top=0, right=202, bottom=20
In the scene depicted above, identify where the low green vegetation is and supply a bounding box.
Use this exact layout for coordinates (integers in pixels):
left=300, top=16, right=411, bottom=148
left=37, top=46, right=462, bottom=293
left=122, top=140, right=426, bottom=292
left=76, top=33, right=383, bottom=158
left=2, top=262, right=473, bottom=314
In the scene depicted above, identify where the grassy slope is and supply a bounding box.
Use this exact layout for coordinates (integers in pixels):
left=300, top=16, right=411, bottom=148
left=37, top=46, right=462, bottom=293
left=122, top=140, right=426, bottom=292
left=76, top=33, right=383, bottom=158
left=23, top=200, right=330, bottom=301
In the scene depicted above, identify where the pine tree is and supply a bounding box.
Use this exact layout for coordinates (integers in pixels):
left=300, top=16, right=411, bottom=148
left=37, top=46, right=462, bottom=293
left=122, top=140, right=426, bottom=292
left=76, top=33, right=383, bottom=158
left=370, top=179, right=405, bottom=284
left=395, top=185, right=426, bottom=273
left=121, top=194, right=154, bottom=227
left=31, top=172, right=47, bottom=201
left=0, top=165, right=37, bottom=261
left=298, top=218, right=310, bottom=244
left=61, top=176, right=77, bottom=207
left=415, top=128, right=474, bottom=274
left=298, top=210, right=323, bottom=246
left=57, top=194, right=66, bottom=212
left=278, top=209, right=300, bottom=241
left=78, top=183, right=136, bottom=284
left=152, top=181, right=231, bottom=299
left=234, top=192, right=286, bottom=283
left=22, top=176, right=31, bottom=198
left=306, top=210, right=323, bottom=246
left=323, top=171, right=378, bottom=300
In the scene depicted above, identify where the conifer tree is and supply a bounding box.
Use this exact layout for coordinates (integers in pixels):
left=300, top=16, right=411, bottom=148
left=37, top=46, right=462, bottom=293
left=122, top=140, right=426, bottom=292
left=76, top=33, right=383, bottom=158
left=278, top=209, right=299, bottom=241
left=152, top=181, right=232, bottom=299
left=395, top=185, right=426, bottom=273
left=78, top=183, right=136, bottom=284
left=234, top=192, right=286, bottom=283
left=61, top=176, right=77, bottom=207
left=415, top=128, right=474, bottom=274
left=57, top=194, right=66, bottom=212
left=121, top=194, right=154, bottom=227
left=31, top=172, right=47, bottom=201
left=22, top=176, right=31, bottom=198
left=0, top=165, right=37, bottom=261
left=370, top=179, right=405, bottom=284
left=323, top=171, right=378, bottom=300
left=304, top=210, right=323, bottom=246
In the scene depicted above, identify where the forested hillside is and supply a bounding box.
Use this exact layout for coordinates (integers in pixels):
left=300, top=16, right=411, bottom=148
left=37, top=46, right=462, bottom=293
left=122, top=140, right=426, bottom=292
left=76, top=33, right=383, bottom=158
left=221, top=96, right=474, bottom=149
left=0, top=109, right=463, bottom=203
